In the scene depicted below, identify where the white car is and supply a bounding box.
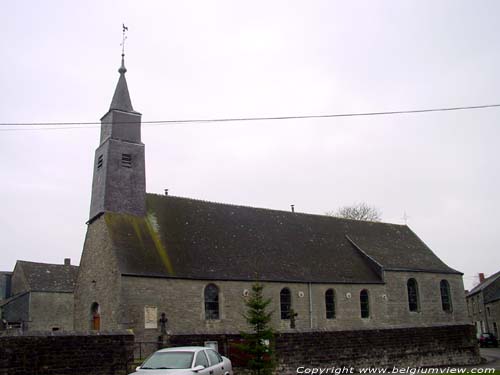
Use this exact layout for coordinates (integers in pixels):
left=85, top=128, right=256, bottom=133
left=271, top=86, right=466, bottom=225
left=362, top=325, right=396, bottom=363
left=129, top=346, right=233, bottom=375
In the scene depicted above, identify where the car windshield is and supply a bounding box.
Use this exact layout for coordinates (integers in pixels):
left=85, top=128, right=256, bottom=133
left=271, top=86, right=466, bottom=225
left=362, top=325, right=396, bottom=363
left=483, top=333, right=491, bottom=338
left=141, top=351, right=194, bottom=369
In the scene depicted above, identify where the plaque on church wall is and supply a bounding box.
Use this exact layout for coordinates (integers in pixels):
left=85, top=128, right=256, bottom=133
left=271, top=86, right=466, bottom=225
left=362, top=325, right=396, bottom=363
left=144, top=306, right=158, bottom=329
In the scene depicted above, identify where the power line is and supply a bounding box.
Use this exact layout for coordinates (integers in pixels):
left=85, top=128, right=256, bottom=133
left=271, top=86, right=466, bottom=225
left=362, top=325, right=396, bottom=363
left=1, top=103, right=499, bottom=132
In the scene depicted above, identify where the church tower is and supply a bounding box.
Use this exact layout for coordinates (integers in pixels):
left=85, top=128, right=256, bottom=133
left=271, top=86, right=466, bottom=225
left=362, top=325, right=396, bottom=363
left=89, top=54, right=146, bottom=221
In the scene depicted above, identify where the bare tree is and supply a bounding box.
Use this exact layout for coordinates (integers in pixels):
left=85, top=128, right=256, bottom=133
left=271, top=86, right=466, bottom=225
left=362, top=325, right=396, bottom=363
left=326, top=202, right=382, bottom=222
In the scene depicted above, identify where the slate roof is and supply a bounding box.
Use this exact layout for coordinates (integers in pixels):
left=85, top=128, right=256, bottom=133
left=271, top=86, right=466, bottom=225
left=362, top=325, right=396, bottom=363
left=467, top=270, right=500, bottom=303
left=108, top=56, right=135, bottom=113
left=16, top=261, right=79, bottom=293
left=102, top=194, right=459, bottom=284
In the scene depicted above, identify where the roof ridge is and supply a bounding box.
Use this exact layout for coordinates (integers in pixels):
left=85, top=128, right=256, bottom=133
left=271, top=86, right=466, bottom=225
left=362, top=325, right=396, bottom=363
left=17, top=260, right=78, bottom=268
left=146, top=193, right=406, bottom=227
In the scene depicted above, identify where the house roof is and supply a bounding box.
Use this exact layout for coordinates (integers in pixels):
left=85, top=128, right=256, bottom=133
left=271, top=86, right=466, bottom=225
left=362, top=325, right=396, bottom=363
left=15, top=261, right=79, bottom=293
left=103, top=194, right=459, bottom=284
left=467, top=270, right=500, bottom=302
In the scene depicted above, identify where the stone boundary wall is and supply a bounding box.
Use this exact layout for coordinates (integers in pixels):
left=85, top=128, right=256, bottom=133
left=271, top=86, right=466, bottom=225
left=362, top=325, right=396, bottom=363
left=0, top=331, right=134, bottom=375
left=169, top=324, right=479, bottom=374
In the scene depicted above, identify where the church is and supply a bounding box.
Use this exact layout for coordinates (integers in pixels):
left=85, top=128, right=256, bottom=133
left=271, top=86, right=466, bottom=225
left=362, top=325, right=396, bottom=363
left=73, top=54, right=473, bottom=363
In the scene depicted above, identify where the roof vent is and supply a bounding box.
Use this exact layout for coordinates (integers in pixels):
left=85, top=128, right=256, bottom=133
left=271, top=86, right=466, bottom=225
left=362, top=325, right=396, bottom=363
left=164, top=189, right=169, bottom=196
left=64, top=258, right=71, bottom=266
left=291, top=204, right=295, bottom=213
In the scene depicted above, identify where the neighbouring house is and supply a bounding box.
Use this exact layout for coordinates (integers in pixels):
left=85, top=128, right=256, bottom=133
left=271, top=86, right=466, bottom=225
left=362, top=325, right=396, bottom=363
left=0, top=259, right=78, bottom=331
left=72, top=53, right=477, bottom=368
left=466, top=271, right=500, bottom=340
left=0, top=272, right=12, bottom=301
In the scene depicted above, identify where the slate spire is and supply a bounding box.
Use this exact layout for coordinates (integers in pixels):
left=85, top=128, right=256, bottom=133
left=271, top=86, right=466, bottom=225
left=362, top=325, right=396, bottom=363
left=109, top=54, right=134, bottom=112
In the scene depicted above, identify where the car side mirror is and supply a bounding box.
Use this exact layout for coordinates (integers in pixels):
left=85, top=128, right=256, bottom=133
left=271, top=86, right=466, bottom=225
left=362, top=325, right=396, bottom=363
left=192, top=365, right=205, bottom=372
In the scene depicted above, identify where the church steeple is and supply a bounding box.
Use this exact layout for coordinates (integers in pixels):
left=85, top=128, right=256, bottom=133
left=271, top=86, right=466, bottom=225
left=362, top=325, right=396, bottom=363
left=88, top=50, right=146, bottom=222
left=109, top=55, right=134, bottom=113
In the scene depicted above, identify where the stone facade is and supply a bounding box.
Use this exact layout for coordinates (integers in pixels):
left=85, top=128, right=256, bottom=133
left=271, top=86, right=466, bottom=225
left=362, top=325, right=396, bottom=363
left=75, top=267, right=468, bottom=343
left=2, top=292, right=74, bottom=331
left=28, top=292, right=74, bottom=331
left=2, top=261, right=77, bottom=331
left=74, top=216, right=122, bottom=331
left=486, top=299, right=500, bottom=339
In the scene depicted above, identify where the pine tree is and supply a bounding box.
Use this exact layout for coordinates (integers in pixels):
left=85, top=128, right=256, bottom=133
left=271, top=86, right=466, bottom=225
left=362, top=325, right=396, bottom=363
left=239, top=283, right=275, bottom=375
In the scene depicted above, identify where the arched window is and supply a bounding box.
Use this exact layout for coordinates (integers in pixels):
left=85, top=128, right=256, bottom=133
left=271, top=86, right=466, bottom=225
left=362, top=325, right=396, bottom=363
left=325, top=289, right=335, bottom=319
left=360, top=289, right=369, bottom=318
left=407, top=278, right=419, bottom=312
left=280, top=288, right=291, bottom=320
left=440, top=280, right=452, bottom=312
left=204, top=284, right=219, bottom=320
left=90, top=302, right=100, bottom=330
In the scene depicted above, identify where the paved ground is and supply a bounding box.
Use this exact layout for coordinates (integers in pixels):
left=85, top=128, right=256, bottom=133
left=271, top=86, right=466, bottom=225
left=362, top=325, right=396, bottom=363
left=478, top=347, right=500, bottom=370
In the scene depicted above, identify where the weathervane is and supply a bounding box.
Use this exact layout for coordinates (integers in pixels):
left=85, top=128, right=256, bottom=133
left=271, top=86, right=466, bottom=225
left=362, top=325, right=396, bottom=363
left=121, top=24, right=128, bottom=56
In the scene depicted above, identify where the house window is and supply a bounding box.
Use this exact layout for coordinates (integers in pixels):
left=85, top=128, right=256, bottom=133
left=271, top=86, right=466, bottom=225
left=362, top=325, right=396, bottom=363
left=407, top=278, right=419, bottom=312
left=440, top=280, right=452, bottom=312
left=90, top=302, right=100, bottom=330
left=360, top=289, right=370, bottom=318
left=325, top=289, right=335, bottom=319
left=97, top=155, right=103, bottom=169
left=204, top=284, right=219, bottom=320
left=121, top=153, right=132, bottom=168
left=280, top=288, right=291, bottom=319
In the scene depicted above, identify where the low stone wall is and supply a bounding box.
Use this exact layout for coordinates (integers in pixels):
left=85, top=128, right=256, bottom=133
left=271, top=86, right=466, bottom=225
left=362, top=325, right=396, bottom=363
left=275, top=324, right=479, bottom=373
left=0, top=330, right=134, bottom=375
left=169, top=324, right=480, bottom=374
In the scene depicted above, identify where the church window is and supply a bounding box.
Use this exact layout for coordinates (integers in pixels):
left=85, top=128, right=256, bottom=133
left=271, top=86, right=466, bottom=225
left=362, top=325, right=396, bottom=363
left=440, top=280, right=452, bottom=312
left=90, top=302, right=100, bottom=330
left=325, top=289, right=336, bottom=319
left=121, top=153, right=132, bottom=168
left=360, top=289, right=370, bottom=318
left=204, top=284, right=219, bottom=320
left=407, top=278, right=420, bottom=312
left=97, top=155, right=103, bottom=169
left=280, top=288, right=292, bottom=319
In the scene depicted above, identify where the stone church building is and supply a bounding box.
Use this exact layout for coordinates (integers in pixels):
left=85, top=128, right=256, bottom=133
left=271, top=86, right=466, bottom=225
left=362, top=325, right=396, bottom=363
left=74, top=55, right=473, bottom=363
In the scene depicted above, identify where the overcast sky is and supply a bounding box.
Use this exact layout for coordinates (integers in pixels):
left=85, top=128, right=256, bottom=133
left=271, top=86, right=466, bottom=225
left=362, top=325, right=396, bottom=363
left=1, top=1, right=499, bottom=290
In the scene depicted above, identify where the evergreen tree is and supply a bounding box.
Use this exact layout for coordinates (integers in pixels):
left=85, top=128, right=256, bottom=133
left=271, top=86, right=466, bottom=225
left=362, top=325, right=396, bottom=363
left=239, top=283, right=275, bottom=375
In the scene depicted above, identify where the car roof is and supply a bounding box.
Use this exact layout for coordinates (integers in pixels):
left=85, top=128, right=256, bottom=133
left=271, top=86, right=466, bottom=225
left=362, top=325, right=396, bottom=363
left=156, top=346, right=212, bottom=353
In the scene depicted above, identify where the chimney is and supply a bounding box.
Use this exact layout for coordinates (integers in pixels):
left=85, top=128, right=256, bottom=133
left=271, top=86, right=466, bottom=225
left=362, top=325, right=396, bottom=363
left=479, top=273, right=485, bottom=283
left=291, top=204, right=295, bottom=213
left=64, top=258, right=71, bottom=266
left=164, top=189, right=169, bottom=196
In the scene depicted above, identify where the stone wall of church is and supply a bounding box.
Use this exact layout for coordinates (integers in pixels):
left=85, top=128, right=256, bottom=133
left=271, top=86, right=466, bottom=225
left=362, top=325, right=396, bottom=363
left=74, top=216, right=123, bottom=331
left=120, top=271, right=468, bottom=343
